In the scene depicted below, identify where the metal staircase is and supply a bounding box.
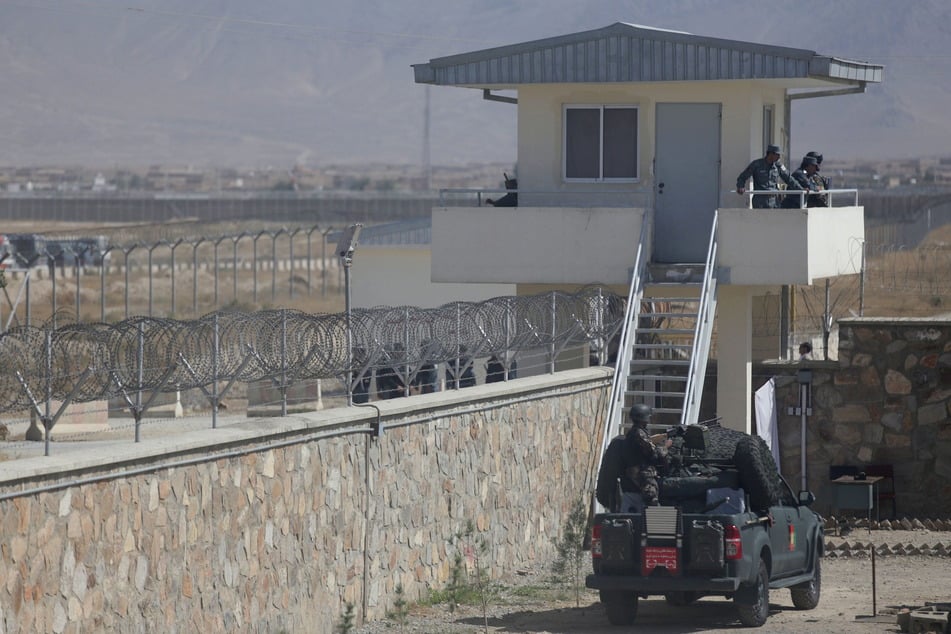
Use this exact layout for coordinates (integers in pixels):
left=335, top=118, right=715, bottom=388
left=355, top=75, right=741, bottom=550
left=599, top=213, right=720, bottom=460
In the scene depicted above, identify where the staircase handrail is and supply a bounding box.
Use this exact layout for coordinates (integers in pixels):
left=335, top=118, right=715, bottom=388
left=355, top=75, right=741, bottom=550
left=681, top=211, right=719, bottom=427
left=598, top=213, right=652, bottom=466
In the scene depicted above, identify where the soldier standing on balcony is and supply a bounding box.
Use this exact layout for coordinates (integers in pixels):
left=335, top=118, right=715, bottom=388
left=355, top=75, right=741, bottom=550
left=790, top=155, right=828, bottom=207
left=736, top=144, right=801, bottom=209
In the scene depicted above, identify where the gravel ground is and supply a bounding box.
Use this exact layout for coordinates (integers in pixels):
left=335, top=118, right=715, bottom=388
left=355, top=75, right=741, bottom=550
left=351, top=528, right=951, bottom=634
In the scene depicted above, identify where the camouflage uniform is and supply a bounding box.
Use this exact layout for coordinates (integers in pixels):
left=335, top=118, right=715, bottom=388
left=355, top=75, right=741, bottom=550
left=791, top=168, right=828, bottom=207
left=624, top=426, right=668, bottom=506
left=595, top=406, right=669, bottom=510
left=736, top=157, right=801, bottom=209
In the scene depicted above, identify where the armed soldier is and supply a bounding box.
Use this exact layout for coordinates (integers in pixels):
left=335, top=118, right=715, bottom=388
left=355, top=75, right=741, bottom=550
left=596, top=404, right=672, bottom=512
left=736, top=144, right=802, bottom=209
left=790, top=155, right=828, bottom=207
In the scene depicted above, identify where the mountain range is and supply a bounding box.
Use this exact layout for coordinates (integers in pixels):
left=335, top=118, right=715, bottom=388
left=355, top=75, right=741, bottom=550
left=1, top=0, right=948, bottom=169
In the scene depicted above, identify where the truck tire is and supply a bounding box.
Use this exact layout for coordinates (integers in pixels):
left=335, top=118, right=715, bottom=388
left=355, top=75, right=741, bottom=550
left=790, top=556, right=821, bottom=609
left=600, top=590, right=638, bottom=626
left=735, top=559, right=770, bottom=627
left=703, top=426, right=750, bottom=462
left=732, top=436, right=781, bottom=510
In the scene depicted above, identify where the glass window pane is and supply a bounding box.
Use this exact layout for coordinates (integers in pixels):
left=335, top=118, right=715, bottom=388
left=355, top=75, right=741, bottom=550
left=565, top=108, right=600, bottom=179
left=603, top=108, right=637, bottom=179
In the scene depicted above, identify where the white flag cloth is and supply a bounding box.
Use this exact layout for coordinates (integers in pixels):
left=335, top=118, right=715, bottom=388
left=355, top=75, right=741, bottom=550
left=754, top=377, right=781, bottom=475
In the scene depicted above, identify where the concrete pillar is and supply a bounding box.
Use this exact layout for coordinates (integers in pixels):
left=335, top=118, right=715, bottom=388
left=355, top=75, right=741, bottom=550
left=717, top=285, right=753, bottom=433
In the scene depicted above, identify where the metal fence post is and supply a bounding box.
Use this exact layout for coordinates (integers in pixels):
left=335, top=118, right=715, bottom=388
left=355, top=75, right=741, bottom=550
left=100, top=246, right=115, bottom=322
left=74, top=246, right=87, bottom=322
left=404, top=306, right=411, bottom=397
left=271, top=229, right=285, bottom=303
left=214, top=236, right=227, bottom=309
left=192, top=239, right=205, bottom=317
left=49, top=253, right=58, bottom=329
left=135, top=321, right=144, bottom=443
left=44, top=330, right=52, bottom=456
left=306, top=225, right=319, bottom=295
left=321, top=229, right=330, bottom=299
left=253, top=231, right=267, bottom=303
left=288, top=228, right=301, bottom=300
left=148, top=241, right=162, bottom=317
left=212, top=312, right=219, bottom=429
left=232, top=233, right=245, bottom=303
left=123, top=245, right=138, bottom=319
left=455, top=303, right=461, bottom=390
left=170, top=238, right=184, bottom=318
left=281, top=308, right=288, bottom=416
left=549, top=291, right=556, bottom=374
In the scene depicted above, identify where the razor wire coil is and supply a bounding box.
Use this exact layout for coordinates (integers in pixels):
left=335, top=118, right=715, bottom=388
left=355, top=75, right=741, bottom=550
left=0, top=286, right=624, bottom=413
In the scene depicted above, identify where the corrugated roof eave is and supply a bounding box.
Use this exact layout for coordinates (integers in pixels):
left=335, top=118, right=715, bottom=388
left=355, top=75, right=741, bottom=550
left=412, top=22, right=882, bottom=87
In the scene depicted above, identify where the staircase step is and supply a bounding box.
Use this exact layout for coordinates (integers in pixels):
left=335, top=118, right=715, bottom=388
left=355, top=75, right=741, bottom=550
left=630, top=359, right=691, bottom=367
left=637, top=328, right=696, bottom=335
left=632, top=343, right=693, bottom=350
left=639, top=312, right=699, bottom=319
left=628, top=374, right=688, bottom=382
left=642, top=297, right=702, bottom=303
left=626, top=390, right=686, bottom=398
left=642, top=298, right=702, bottom=305
left=650, top=407, right=684, bottom=415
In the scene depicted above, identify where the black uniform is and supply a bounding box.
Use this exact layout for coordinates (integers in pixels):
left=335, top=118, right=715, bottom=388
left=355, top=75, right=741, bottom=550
left=736, top=158, right=801, bottom=209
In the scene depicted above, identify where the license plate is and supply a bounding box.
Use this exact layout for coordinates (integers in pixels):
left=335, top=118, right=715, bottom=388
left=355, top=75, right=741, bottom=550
left=642, top=546, right=679, bottom=575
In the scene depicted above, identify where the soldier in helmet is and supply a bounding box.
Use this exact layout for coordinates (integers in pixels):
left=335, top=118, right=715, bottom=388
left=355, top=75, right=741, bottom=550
left=787, top=155, right=828, bottom=208
left=596, top=404, right=672, bottom=512
left=805, top=151, right=831, bottom=189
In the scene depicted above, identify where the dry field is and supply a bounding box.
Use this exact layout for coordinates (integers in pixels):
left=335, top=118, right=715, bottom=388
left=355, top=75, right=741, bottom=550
left=7, top=218, right=951, bottom=327
left=2, top=219, right=346, bottom=324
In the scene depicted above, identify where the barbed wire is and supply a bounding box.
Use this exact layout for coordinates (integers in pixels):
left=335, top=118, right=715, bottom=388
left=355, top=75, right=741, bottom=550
left=0, top=286, right=624, bottom=414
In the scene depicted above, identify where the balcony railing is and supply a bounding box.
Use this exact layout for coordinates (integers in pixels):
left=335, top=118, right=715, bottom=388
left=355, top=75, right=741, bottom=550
left=732, top=188, right=859, bottom=209
left=438, top=188, right=651, bottom=208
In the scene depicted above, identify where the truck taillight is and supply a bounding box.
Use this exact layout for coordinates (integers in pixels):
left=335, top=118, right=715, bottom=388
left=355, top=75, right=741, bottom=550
left=724, top=524, right=742, bottom=560
left=591, top=523, right=602, bottom=558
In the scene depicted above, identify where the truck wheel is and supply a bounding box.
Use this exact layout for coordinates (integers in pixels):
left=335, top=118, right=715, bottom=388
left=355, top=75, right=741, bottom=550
left=733, top=437, right=780, bottom=510
left=600, top=590, right=638, bottom=626
left=735, top=559, right=769, bottom=627
left=790, top=556, right=821, bottom=609
left=665, top=591, right=698, bottom=606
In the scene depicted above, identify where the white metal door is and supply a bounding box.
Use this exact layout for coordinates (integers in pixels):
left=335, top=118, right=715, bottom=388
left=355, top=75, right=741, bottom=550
left=654, top=103, right=722, bottom=263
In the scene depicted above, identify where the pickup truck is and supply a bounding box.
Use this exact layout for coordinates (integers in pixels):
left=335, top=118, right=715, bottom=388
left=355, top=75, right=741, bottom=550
left=586, top=427, right=824, bottom=628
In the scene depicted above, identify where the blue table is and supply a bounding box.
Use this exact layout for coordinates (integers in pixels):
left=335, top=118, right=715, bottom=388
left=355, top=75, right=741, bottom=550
left=831, top=475, right=883, bottom=528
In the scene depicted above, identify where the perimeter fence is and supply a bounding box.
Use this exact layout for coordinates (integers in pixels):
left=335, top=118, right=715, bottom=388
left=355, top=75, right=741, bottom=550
left=0, top=286, right=624, bottom=452
left=1, top=222, right=344, bottom=326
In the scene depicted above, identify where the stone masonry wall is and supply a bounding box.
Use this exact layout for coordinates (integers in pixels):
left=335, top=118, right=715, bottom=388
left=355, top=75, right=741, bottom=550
left=0, top=368, right=611, bottom=633
left=759, top=318, right=951, bottom=518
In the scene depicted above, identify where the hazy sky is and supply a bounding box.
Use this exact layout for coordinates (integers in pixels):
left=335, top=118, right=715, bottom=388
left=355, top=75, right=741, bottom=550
left=1, top=0, right=947, bottom=167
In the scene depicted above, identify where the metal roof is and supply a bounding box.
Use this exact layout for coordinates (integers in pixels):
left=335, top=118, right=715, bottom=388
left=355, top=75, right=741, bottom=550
left=327, top=217, right=431, bottom=248
left=413, top=22, right=883, bottom=87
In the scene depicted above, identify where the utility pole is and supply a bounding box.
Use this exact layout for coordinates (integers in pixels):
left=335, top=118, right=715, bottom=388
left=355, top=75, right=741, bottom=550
left=422, top=85, right=432, bottom=191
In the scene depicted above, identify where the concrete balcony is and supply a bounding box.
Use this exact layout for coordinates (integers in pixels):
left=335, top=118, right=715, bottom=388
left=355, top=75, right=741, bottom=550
left=431, top=205, right=647, bottom=286
left=717, top=205, right=865, bottom=285
left=431, top=202, right=864, bottom=288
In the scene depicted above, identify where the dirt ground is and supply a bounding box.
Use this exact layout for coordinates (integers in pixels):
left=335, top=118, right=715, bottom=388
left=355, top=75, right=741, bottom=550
left=353, top=529, right=951, bottom=634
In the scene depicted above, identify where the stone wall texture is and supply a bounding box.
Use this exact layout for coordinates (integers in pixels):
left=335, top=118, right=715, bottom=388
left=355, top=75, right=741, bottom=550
left=762, top=318, right=951, bottom=518
left=0, top=369, right=611, bottom=633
